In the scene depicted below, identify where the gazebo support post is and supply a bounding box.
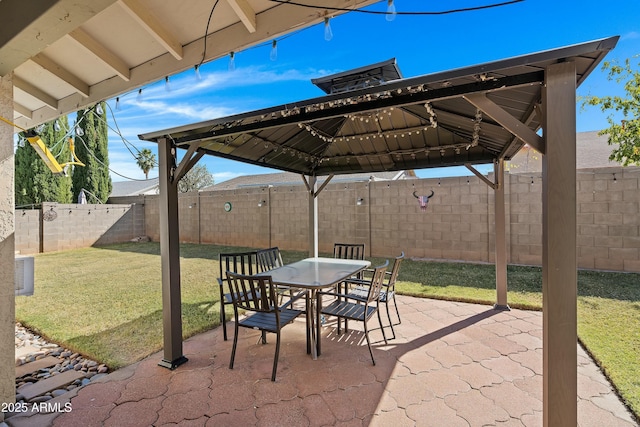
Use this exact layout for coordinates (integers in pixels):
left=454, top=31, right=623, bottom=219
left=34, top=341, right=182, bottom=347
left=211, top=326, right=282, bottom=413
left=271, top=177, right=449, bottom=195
left=542, top=61, right=577, bottom=426
left=494, top=159, right=509, bottom=310
left=466, top=161, right=509, bottom=310
left=305, top=175, right=318, bottom=257
left=157, top=137, right=188, bottom=369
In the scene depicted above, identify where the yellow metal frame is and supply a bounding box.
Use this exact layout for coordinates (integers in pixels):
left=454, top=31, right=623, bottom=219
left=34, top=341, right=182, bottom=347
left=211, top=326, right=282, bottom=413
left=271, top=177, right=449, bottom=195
left=1, top=115, right=85, bottom=175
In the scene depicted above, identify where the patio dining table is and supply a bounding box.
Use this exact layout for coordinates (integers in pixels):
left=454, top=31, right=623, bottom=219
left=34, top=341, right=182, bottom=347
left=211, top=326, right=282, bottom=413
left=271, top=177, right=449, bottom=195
left=257, top=257, right=370, bottom=359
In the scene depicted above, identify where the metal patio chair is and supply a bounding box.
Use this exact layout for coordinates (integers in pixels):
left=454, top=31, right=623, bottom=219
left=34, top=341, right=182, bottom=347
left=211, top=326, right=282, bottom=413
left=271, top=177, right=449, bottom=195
left=227, top=272, right=307, bottom=381
left=217, top=251, right=258, bottom=341
left=318, top=260, right=389, bottom=365
left=344, top=252, right=404, bottom=339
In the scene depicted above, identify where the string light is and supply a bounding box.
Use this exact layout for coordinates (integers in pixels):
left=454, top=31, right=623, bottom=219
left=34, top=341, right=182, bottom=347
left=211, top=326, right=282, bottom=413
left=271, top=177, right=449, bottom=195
left=324, top=17, right=333, bottom=41
left=194, top=64, right=202, bottom=81
left=424, top=102, right=438, bottom=128
left=164, top=76, right=171, bottom=92
left=136, top=88, right=143, bottom=103
left=95, top=103, right=104, bottom=115
left=228, top=52, right=236, bottom=71
left=270, top=40, right=278, bottom=61
left=115, top=97, right=120, bottom=111
left=386, top=0, right=397, bottom=21
left=471, top=108, right=482, bottom=148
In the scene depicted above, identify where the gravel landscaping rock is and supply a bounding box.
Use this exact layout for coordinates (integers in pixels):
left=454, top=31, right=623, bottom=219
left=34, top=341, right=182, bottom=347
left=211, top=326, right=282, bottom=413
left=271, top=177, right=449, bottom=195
left=13, top=323, right=110, bottom=406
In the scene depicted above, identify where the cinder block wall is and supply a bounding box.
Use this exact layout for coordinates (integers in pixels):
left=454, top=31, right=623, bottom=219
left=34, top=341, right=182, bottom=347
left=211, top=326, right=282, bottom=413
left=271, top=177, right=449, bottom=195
left=14, top=209, right=41, bottom=254
left=15, top=202, right=145, bottom=253
left=15, top=166, right=640, bottom=273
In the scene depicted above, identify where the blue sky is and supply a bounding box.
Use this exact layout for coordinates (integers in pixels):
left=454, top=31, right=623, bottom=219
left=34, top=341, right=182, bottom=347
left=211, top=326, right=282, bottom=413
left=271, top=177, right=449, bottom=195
left=105, top=0, right=640, bottom=183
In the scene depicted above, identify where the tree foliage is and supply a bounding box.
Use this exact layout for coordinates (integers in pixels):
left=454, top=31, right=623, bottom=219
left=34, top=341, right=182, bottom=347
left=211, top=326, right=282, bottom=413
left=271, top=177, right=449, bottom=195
left=583, top=57, right=640, bottom=165
left=71, top=102, right=112, bottom=203
left=178, top=164, right=214, bottom=193
left=136, top=148, right=156, bottom=179
left=15, top=117, right=73, bottom=205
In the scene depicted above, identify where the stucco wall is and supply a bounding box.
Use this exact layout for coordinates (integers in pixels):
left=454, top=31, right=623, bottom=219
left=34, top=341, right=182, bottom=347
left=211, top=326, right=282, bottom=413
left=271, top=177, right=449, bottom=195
left=0, top=73, right=15, bottom=416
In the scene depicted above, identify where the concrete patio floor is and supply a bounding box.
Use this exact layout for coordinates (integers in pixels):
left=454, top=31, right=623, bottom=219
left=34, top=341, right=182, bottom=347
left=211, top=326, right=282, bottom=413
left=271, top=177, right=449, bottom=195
left=6, top=296, right=638, bottom=427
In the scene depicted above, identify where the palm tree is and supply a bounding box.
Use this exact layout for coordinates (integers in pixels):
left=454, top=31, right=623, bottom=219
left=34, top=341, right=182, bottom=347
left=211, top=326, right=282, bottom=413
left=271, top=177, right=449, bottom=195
left=136, top=148, right=156, bottom=179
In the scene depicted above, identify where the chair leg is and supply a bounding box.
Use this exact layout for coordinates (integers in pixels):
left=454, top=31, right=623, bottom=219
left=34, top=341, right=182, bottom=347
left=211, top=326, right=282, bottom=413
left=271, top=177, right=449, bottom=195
left=377, top=307, right=388, bottom=345
left=385, top=299, right=396, bottom=340
left=229, top=320, right=239, bottom=370
left=272, top=331, right=281, bottom=381
left=221, top=301, right=228, bottom=341
left=392, top=293, right=401, bottom=324
left=363, top=319, right=375, bottom=365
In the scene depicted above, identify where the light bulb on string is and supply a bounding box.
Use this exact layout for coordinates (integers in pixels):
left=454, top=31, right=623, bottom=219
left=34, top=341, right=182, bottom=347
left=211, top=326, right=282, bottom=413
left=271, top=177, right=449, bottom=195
left=228, top=52, right=236, bottom=71
left=95, top=103, right=103, bottom=115
left=270, top=40, right=278, bottom=61
left=136, top=88, right=143, bottom=103
left=324, top=17, right=333, bottom=41
left=194, top=64, right=202, bottom=81
left=115, top=97, right=121, bottom=111
left=386, top=0, right=397, bottom=21
left=164, top=76, right=171, bottom=92
left=75, top=124, right=84, bottom=137
left=54, top=120, right=61, bottom=132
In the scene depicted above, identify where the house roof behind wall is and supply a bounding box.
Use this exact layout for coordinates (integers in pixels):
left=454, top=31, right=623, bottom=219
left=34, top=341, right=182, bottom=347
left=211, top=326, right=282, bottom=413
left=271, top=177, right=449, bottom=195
left=110, top=178, right=159, bottom=197
left=206, top=170, right=412, bottom=191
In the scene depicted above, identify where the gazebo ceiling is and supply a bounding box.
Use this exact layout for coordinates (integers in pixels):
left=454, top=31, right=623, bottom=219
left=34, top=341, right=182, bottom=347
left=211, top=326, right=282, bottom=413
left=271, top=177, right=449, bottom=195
left=139, top=36, right=619, bottom=177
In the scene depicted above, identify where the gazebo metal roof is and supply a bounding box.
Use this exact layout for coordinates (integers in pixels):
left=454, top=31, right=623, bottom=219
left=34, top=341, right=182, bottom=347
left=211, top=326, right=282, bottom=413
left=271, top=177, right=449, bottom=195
left=139, top=37, right=618, bottom=176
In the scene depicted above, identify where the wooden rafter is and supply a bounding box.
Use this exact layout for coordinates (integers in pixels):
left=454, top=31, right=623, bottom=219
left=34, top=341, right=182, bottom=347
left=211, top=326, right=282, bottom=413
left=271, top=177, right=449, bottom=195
left=30, top=54, right=90, bottom=98
left=68, top=28, right=131, bottom=81
left=12, top=76, right=57, bottom=109
left=119, top=0, right=184, bottom=60
left=226, top=0, right=257, bottom=33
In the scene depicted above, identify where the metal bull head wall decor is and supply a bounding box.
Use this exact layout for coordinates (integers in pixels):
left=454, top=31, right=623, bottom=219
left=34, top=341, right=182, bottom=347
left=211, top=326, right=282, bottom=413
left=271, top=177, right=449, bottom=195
left=413, top=190, right=435, bottom=211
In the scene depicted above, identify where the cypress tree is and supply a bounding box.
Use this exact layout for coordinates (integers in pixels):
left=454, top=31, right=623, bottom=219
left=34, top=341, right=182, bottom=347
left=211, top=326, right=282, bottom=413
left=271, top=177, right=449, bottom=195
left=15, top=117, right=73, bottom=205
left=71, top=102, right=112, bottom=203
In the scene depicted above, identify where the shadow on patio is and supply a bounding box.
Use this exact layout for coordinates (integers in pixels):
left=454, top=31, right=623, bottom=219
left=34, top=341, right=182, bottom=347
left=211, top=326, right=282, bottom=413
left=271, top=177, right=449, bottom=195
left=7, top=296, right=636, bottom=427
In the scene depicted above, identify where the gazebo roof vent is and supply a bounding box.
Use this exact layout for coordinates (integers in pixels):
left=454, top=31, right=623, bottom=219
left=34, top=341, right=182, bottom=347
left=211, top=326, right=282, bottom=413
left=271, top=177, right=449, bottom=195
left=311, top=58, right=403, bottom=94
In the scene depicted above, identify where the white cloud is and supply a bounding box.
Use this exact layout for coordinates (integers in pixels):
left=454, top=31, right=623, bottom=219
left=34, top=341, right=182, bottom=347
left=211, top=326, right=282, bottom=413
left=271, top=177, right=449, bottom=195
left=621, top=31, right=640, bottom=41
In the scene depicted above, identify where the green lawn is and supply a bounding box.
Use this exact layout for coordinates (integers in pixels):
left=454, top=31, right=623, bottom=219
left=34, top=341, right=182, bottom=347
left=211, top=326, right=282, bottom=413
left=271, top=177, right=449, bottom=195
left=15, top=243, right=640, bottom=419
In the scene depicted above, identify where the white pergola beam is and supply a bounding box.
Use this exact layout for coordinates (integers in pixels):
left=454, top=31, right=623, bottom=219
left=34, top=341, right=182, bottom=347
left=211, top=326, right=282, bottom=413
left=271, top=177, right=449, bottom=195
left=119, top=0, right=184, bottom=60
left=226, top=0, right=257, bottom=33
left=13, top=102, right=32, bottom=120
left=68, top=28, right=131, bottom=81
left=542, top=61, right=578, bottom=427
left=31, top=54, right=90, bottom=97
left=12, top=76, right=57, bottom=110
left=464, top=93, right=545, bottom=155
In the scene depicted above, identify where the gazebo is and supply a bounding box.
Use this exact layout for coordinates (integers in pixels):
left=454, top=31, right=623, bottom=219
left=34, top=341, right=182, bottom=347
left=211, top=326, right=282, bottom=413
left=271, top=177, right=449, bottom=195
left=140, top=36, right=619, bottom=426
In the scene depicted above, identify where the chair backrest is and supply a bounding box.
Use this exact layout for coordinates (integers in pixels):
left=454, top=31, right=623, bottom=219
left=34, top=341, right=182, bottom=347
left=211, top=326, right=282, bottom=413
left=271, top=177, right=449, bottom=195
left=366, top=260, right=389, bottom=303
left=257, top=247, right=283, bottom=273
left=333, top=243, right=365, bottom=260
left=227, top=272, right=278, bottom=315
left=386, top=252, right=405, bottom=288
left=219, top=251, right=258, bottom=285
